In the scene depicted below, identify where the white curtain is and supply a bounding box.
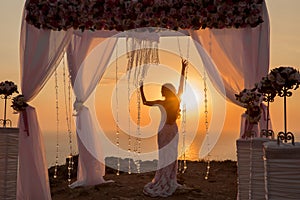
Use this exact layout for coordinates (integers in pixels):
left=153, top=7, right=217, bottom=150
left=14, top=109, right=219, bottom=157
left=17, top=11, right=72, bottom=199
left=190, top=2, right=270, bottom=137
left=190, top=2, right=269, bottom=102
left=67, top=32, right=117, bottom=188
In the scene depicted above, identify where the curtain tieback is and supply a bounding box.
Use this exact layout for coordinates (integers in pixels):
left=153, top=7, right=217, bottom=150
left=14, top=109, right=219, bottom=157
left=22, top=110, right=29, bottom=136
left=73, top=100, right=84, bottom=116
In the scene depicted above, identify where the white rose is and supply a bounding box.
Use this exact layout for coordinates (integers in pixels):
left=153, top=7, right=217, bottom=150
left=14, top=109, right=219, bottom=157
left=241, top=96, right=247, bottom=102
left=256, top=82, right=262, bottom=89
left=295, top=72, right=300, bottom=82
left=276, top=74, right=285, bottom=86
left=283, top=67, right=293, bottom=75
left=289, top=72, right=300, bottom=82
left=268, top=73, right=276, bottom=82
left=5, top=84, right=10, bottom=91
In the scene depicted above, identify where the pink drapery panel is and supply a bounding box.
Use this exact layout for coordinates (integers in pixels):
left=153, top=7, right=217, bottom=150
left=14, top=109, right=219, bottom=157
left=67, top=30, right=118, bottom=84
left=20, top=25, right=72, bottom=101
left=67, top=32, right=93, bottom=86
left=69, top=107, right=106, bottom=188
left=67, top=32, right=117, bottom=188
left=190, top=2, right=270, bottom=137
left=190, top=2, right=269, bottom=102
left=76, top=137, right=105, bottom=186
left=17, top=106, right=51, bottom=200
left=18, top=11, right=72, bottom=199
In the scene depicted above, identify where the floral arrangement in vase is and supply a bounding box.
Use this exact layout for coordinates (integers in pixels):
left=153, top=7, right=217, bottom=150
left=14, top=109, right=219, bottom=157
left=235, top=88, right=262, bottom=138
left=11, top=95, right=28, bottom=113
left=0, top=81, right=19, bottom=127
left=255, top=76, right=277, bottom=138
left=25, top=0, right=264, bottom=31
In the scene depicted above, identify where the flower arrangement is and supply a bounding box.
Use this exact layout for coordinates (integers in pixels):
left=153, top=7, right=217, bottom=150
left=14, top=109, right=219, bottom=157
left=0, top=81, right=19, bottom=127
left=235, top=88, right=262, bottom=124
left=254, top=76, right=276, bottom=138
left=25, top=0, right=264, bottom=32
left=255, top=76, right=277, bottom=102
left=0, top=81, right=19, bottom=97
left=266, top=66, right=300, bottom=144
left=267, top=66, right=300, bottom=96
left=11, top=95, right=28, bottom=112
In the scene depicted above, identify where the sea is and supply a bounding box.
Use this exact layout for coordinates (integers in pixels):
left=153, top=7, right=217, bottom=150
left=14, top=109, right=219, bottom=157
left=43, top=131, right=238, bottom=168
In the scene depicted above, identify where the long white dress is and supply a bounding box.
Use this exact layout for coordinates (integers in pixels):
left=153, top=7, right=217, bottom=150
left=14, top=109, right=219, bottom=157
left=143, top=109, right=181, bottom=197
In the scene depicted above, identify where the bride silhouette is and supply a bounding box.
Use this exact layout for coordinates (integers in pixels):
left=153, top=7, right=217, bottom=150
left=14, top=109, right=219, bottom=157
left=140, top=60, right=188, bottom=197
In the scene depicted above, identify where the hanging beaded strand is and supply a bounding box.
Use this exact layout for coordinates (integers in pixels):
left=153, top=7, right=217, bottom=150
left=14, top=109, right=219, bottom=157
left=203, top=71, right=211, bottom=180
left=127, top=62, right=132, bottom=175
left=134, top=64, right=148, bottom=174
left=136, top=84, right=141, bottom=174
left=177, top=35, right=190, bottom=173
left=115, top=43, right=121, bottom=176
left=182, top=64, right=189, bottom=173
left=68, top=69, right=74, bottom=176
left=54, top=69, right=60, bottom=179
left=204, top=31, right=213, bottom=180
left=62, top=56, right=74, bottom=185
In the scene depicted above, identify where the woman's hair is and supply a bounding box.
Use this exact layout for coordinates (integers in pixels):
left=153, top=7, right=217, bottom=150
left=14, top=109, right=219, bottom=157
left=162, top=83, right=176, bottom=95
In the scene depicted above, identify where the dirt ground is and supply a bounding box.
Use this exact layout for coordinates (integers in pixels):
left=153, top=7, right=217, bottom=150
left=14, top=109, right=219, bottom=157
left=49, top=157, right=237, bottom=200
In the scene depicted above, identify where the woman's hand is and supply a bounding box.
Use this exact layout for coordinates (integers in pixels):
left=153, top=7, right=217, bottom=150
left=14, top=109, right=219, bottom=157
left=178, top=59, right=188, bottom=97
left=182, top=59, right=188, bottom=69
left=139, top=80, right=148, bottom=105
left=139, top=80, right=144, bottom=91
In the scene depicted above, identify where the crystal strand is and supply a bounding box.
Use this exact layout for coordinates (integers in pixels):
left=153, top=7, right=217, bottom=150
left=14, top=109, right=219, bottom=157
left=68, top=73, right=74, bottom=170
left=68, top=73, right=74, bottom=172
left=115, top=44, right=120, bottom=176
left=204, top=32, right=212, bottom=180
left=136, top=87, right=141, bottom=174
left=177, top=36, right=183, bottom=172
left=62, top=58, right=73, bottom=185
left=127, top=76, right=132, bottom=174
left=54, top=69, right=59, bottom=179
left=116, top=127, right=120, bottom=176
left=177, top=36, right=190, bottom=173
left=183, top=58, right=189, bottom=173
left=204, top=72, right=211, bottom=180
left=182, top=103, right=187, bottom=173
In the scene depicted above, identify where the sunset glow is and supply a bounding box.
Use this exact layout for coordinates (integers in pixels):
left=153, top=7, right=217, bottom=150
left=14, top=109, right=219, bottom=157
left=0, top=1, right=300, bottom=165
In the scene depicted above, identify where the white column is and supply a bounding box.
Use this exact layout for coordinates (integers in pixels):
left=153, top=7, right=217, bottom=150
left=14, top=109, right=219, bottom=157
left=0, top=128, right=19, bottom=200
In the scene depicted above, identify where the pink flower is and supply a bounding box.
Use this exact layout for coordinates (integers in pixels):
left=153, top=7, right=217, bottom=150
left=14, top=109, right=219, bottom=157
left=25, top=0, right=264, bottom=31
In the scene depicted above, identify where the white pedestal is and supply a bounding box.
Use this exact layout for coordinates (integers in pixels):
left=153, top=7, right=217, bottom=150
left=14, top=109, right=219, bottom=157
left=0, top=128, right=19, bottom=200
left=264, top=141, right=300, bottom=200
left=236, top=139, right=251, bottom=200
left=249, top=138, right=272, bottom=200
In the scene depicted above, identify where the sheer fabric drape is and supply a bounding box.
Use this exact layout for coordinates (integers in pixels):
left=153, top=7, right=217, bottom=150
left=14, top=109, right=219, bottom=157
left=190, top=2, right=270, bottom=137
left=67, top=33, right=117, bottom=188
left=18, top=12, right=71, bottom=199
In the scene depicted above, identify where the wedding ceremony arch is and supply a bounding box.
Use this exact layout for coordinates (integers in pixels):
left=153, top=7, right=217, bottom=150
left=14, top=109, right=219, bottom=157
left=18, top=0, right=270, bottom=199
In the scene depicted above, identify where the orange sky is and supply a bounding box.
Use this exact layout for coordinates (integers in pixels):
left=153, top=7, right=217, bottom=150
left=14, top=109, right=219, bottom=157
left=0, top=0, right=299, bottom=162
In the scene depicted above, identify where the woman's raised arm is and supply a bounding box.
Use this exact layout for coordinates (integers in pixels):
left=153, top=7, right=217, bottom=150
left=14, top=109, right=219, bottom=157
left=140, top=81, right=160, bottom=106
left=177, top=59, right=188, bottom=98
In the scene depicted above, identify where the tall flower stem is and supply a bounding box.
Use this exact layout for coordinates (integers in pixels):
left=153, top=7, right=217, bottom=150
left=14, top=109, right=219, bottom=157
left=260, top=94, right=274, bottom=138
left=283, top=92, right=287, bottom=135
left=277, top=87, right=294, bottom=145
left=266, top=100, right=270, bottom=131
left=0, top=95, right=12, bottom=127
left=3, top=95, right=7, bottom=127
